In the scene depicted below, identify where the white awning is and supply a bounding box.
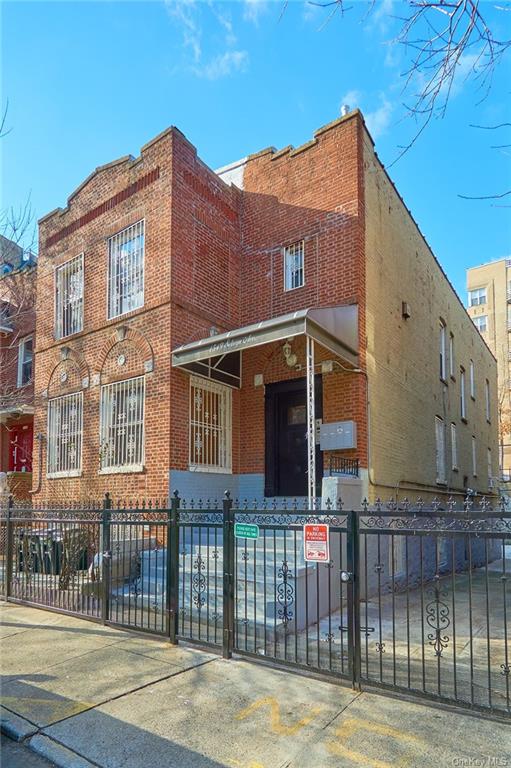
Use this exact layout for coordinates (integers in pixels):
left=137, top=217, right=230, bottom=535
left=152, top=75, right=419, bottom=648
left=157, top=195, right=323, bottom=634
left=171, top=305, right=358, bottom=382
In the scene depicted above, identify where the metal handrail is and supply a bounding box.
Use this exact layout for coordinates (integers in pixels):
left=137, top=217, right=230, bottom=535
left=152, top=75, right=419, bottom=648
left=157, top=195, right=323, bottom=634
left=328, top=456, right=359, bottom=477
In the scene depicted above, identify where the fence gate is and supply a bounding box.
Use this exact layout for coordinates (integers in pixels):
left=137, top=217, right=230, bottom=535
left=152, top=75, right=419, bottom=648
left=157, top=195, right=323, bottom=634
left=2, top=494, right=509, bottom=718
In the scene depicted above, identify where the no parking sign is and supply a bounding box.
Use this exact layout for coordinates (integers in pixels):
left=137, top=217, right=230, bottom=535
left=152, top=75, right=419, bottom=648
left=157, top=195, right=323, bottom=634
left=303, top=523, right=329, bottom=562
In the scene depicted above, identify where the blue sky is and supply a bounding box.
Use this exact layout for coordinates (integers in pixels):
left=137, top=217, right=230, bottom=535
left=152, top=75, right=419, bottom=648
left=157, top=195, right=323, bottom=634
left=2, top=0, right=510, bottom=301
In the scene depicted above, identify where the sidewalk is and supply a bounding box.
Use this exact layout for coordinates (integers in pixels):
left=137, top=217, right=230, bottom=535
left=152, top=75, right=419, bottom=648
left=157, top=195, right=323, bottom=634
left=1, top=602, right=509, bottom=768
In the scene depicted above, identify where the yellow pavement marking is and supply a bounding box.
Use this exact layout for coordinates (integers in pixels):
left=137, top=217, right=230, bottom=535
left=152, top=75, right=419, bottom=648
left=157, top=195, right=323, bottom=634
left=227, top=760, right=265, bottom=768
left=2, top=696, right=93, bottom=723
left=326, top=717, right=424, bottom=768
left=236, top=696, right=323, bottom=736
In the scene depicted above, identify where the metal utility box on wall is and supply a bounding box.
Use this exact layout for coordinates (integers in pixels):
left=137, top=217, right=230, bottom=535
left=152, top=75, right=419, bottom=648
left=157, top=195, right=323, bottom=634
left=319, top=420, right=357, bottom=450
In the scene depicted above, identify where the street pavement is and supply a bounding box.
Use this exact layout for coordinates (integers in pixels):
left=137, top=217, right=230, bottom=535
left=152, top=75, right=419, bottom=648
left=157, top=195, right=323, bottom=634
left=1, top=602, right=509, bottom=768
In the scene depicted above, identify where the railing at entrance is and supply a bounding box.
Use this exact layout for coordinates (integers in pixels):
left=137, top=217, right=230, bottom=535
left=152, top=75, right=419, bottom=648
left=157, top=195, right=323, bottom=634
left=1, top=493, right=509, bottom=718
left=328, top=456, right=360, bottom=477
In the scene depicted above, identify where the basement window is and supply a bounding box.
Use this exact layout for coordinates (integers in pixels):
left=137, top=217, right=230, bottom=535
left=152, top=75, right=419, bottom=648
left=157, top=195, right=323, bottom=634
left=189, top=376, right=232, bottom=473
left=100, top=376, right=145, bottom=472
left=47, top=391, right=83, bottom=477
left=283, top=240, right=304, bottom=291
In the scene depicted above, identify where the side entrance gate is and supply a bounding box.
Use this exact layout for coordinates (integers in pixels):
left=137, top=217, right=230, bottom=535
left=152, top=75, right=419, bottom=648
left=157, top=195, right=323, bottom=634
left=3, top=493, right=510, bottom=719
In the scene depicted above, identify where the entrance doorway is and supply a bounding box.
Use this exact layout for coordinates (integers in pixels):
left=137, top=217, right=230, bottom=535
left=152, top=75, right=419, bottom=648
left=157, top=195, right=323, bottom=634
left=264, top=377, right=323, bottom=497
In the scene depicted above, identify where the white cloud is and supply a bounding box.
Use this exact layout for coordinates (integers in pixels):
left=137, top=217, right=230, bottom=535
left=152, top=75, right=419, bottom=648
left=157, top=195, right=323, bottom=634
left=165, top=0, right=248, bottom=80
left=165, top=0, right=201, bottom=63
left=340, top=90, right=362, bottom=112
left=365, top=95, right=394, bottom=139
left=196, top=50, right=249, bottom=80
left=243, top=0, right=268, bottom=25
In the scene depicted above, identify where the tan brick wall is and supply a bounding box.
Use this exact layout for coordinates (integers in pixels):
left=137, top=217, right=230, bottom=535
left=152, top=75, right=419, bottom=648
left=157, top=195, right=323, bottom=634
left=363, top=130, right=499, bottom=501
left=466, top=259, right=511, bottom=475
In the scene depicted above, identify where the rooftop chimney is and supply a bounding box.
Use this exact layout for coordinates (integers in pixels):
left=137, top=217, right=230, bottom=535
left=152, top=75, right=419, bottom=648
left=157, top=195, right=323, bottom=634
left=340, top=104, right=351, bottom=117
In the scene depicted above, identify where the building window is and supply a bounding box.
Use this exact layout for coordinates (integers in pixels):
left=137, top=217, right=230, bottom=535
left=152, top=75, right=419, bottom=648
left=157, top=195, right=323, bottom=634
left=488, top=448, right=492, bottom=484
left=473, top=316, right=487, bottom=333
left=190, top=376, right=232, bottom=473
left=460, top=367, right=466, bottom=420
left=451, top=423, right=458, bottom=471
left=449, top=333, right=455, bottom=378
left=100, top=376, right=145, bottom=472
left=472, top=436, right=477, bottom=477
left=55, top=254, right=83, bottom=339
left=469, top=359, right=475, bottom=399
left=17, top=336, right=33, bottom=386
left=107, top=220, right=145, bottom=319
left=47, top=392, right=83, bottom=477
left=283, top=240, right=304, bottom=291
left=468, top=287, right=486, bottom=307
left=485, top=379, right=491, bottom=422
left=435, top=416, right=446, bottom=484
left=439, top=320, right=447, bottom=381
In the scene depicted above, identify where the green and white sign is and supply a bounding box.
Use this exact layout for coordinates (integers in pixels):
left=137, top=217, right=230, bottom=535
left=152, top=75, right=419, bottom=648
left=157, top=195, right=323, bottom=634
left=234, top=522, right=260, bottom=540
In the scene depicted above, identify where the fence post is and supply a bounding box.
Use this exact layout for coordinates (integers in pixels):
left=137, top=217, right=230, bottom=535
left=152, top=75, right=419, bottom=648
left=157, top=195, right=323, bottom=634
left=101, top=492, right=112, bottom=625
left=4, top=495, right=13, bottom=602
left=222, top=491, right=234, bottom=659
left=167, top=491, right=180, bottom=644
left=347, top=509, right=361, bottom=691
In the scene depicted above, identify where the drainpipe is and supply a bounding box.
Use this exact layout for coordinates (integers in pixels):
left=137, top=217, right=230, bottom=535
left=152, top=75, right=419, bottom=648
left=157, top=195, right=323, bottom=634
left=29, top=433, right=44, bottom=495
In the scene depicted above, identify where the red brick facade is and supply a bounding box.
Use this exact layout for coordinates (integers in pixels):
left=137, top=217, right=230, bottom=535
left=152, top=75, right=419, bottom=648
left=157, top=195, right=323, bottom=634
left=33, top=113, right=369, bottom=503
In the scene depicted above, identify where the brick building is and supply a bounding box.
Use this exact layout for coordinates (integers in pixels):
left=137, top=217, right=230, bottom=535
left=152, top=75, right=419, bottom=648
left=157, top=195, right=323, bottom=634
left=0, top=235, right=36, bottom=500
left=33, top=110, right=498, bottom=504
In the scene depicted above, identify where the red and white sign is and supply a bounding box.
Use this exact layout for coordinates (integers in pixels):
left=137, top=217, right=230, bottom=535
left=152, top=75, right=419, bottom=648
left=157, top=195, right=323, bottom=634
left=303, top=524, right=330, bottom=562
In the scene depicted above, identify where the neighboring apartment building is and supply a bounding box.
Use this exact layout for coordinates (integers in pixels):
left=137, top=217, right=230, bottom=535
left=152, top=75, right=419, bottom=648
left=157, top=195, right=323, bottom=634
left=0, top=235, right=36, bottom=500
left=467, top=258, right=511, bottom=479
left=32, top=110, right=498, bottom=505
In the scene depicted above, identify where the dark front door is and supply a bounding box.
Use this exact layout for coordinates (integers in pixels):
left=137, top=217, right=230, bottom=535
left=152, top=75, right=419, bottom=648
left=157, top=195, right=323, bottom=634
left=265, top=377, right=322, bottom=498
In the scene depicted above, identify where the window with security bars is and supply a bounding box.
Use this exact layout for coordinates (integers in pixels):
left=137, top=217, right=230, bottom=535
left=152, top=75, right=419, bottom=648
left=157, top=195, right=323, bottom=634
left=283, top=241, right=304, bottom=291
left=107, top=220, right=144, bottom=319
left=190, top=376, right=232, bottom=472
left=47, top=392, right=83, bottom=477
left=55, top=254, right=83, bottom=338
left=100, top=377, right=145, bottom=472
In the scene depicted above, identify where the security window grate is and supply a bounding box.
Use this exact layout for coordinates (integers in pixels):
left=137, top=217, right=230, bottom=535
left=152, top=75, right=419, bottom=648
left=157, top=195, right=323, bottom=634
left=47, top=392, right=83, bottom=477
left=55, top=254, right=84, bottom=339
left=107, top=221, right=144, bottom=319
left=100, top=376, right=145, bottom=472
left=284, top=241, right=304, bottom=291
left=190, top=376, right=232, bottom=473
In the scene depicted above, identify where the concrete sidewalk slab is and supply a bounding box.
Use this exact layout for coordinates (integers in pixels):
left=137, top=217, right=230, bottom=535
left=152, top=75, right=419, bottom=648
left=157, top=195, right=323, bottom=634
left=42, top=659, right=359, bottom=768
left=2, top=603, right=510, bottom=768
left=1, top=644, right=215, bottom=727
left=0, top=705, right=38, bottom=741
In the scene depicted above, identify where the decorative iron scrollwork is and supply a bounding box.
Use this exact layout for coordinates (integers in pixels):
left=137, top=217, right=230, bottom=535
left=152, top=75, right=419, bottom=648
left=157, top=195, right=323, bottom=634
left=192, top=554, right=206, bottom=609
left=276, top=560, right=294, bottom=624
left=426, top=576, right=451, bottom=657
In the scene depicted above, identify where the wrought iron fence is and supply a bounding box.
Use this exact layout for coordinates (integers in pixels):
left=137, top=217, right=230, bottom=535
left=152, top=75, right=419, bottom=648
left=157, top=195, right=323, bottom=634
left=0, top=493, right=509, bottom=718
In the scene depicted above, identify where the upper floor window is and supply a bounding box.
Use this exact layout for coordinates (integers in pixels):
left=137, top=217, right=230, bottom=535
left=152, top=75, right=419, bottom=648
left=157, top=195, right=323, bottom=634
left=485, top=379, right=491, bottom=422
left=55, top=254, right=83, bottom=339
left=449, top=333, right=455, bottom=378
left=190, top=376, right=232, bottom=473
left=100, top=376, right=145, bottom=472
left=435, top=416, right=446, bottom=484
left=460, top=366, right=466, bottom=420
left=468, top=287, right=486, bottom=307
left=107, top=220, right=145, bottom=319
left=439, top=320, right=447, bottom=381
left=17, top=336, right=33, bottom=387
left=451, top=423, right=458, bottom=471
left=469, top=359, right=475, bottom=399
left=283, top=240, right=304, bottom=291
left=47, top=391, right=83, bottom=477
left=473, top=316, right=487, bottom=333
